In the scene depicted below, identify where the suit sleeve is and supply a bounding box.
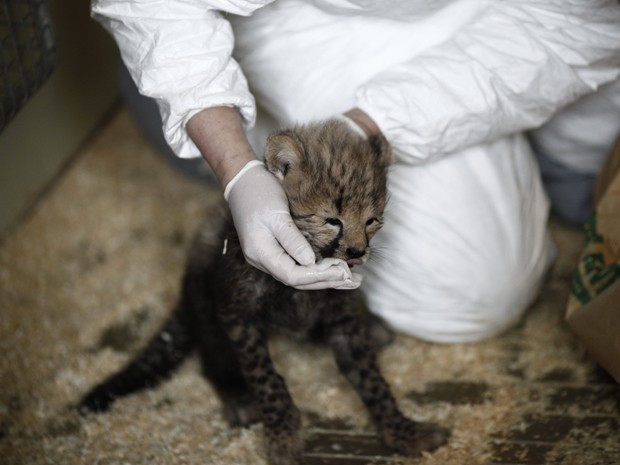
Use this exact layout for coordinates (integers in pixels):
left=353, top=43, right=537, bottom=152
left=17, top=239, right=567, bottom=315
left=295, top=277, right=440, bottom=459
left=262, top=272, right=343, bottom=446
left=91, top=0, right=274, bottom=158
left=355, top=0, right=620, bottom=163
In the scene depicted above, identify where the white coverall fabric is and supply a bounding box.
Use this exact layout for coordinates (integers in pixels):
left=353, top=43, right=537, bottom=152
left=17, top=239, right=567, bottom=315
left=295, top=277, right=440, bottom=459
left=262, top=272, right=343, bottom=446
left=92, top=0, right=620, bottom=342
left=364, top=137, right=553, bottom=342
left=530, top=79, right=620, bottom=176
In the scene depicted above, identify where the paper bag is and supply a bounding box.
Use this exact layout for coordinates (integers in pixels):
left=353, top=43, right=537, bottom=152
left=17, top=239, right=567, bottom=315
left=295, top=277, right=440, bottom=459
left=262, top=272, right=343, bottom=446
left=566, top=135, right=620, bottom=383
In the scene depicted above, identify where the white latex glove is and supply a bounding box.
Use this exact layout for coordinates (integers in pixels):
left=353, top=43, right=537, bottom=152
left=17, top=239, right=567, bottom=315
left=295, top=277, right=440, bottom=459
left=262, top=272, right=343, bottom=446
left=225, top=160, right=362, bottom=290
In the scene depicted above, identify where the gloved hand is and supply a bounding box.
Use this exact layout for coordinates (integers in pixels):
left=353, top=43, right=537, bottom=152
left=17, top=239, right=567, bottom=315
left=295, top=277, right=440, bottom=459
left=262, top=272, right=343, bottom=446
left=225, top=160, right=362, bottom=290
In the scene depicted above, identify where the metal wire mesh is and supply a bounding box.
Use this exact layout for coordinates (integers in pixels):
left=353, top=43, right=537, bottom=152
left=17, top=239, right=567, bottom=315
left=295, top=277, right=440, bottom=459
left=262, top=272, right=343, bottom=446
left=0, top=0, right=57, bottom=132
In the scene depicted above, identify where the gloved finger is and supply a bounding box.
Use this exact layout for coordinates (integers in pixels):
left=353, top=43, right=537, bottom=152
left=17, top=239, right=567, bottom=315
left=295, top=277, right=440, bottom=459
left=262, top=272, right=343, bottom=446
left=271, top=215, right=316, bottom=266
left=283, top=260, right=363, bottom=290
left=334, top=272, right=364, bottom=289
left=296, top=259, right=363, bottom=289
left=294, top=272, right=363, bottom=291
left=257, top=246, right=358, bottom=289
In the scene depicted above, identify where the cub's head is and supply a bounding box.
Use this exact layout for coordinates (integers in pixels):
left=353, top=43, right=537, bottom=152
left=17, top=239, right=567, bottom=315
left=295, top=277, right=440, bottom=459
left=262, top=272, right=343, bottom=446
left=265, top=118, right=391, bottom=266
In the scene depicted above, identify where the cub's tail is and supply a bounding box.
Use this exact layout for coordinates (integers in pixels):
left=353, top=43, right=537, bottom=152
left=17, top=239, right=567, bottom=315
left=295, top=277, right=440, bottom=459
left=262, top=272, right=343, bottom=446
left=79, top=307, right=194, bottom=413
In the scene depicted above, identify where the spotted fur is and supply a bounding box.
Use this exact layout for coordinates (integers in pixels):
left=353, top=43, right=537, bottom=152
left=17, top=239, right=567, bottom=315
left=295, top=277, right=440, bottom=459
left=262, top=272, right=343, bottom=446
left=79, top=119, right=449, bottom=464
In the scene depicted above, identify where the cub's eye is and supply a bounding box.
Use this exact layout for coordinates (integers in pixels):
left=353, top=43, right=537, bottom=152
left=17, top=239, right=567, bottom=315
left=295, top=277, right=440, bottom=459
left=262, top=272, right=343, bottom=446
left=325, top=218, right=342, bottom=227
left=366, top=218, right=378, bottom=226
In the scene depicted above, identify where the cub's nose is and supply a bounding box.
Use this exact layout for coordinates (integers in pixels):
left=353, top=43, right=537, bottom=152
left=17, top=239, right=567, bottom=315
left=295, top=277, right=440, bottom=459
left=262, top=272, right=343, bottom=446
left=346, top=247, right=365, bottom=259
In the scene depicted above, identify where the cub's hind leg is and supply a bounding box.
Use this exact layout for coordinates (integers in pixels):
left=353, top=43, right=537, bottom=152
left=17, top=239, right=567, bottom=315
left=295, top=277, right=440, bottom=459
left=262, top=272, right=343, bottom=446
left=219, top=314, right=303, bottom=465
left=181, top=261, right=261, bottom=428
left=197, top=313, right=260, bottom=427
left=324, top=305, right=450, bottom=457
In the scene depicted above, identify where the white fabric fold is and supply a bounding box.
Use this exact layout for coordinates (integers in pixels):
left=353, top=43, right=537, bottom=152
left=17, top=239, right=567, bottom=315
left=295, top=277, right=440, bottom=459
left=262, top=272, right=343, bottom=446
left=91, top=0, right=275, bottom=158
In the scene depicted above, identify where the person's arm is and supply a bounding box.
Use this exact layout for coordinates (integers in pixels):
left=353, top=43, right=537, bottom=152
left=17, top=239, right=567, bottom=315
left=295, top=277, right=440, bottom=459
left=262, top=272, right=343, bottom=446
left=91, top=0, right=268, bottom=158
left=186, top=106, right=256, bottom=188
left=344, top=108, right=382, bottom=138
left=354, top=0, right=620, bottom=163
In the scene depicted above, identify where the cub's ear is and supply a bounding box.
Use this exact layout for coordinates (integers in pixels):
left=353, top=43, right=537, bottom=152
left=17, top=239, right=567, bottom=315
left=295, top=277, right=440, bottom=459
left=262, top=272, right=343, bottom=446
left=368, top=133, right=392, bottom=166
left=265, top=129, right=305, bottom=181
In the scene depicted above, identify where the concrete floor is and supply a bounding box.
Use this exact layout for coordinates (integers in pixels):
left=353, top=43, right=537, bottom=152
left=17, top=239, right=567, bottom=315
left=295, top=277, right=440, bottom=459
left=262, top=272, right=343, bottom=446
left=1, top=109, right=618, bottom=465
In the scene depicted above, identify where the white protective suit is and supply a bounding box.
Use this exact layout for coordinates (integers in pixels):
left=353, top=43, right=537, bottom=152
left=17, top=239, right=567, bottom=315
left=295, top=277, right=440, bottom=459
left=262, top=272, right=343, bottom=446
left=92, top=0, right=620, bottom=343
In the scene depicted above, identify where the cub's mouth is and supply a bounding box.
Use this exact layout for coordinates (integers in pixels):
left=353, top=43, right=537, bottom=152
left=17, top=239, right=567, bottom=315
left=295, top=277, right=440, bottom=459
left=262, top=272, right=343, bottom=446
left=346, top=258, right=364, bottom=268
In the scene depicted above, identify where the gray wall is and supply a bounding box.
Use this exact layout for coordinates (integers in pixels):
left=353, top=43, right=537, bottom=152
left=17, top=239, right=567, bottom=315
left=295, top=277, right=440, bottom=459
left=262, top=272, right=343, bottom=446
left=0, top=0, right=119, bottom=237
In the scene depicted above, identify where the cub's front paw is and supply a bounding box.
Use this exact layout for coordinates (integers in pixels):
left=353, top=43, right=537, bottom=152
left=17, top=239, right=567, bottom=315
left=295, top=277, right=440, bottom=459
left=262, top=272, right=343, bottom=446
left=264, top=427, right=304, bottom=465
left=381, top=418, right=450, bottom=457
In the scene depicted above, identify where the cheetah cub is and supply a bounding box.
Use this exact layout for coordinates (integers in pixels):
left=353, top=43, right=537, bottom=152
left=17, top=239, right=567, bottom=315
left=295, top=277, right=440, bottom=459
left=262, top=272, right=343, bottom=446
left=79, top=118, right=450, bottom=464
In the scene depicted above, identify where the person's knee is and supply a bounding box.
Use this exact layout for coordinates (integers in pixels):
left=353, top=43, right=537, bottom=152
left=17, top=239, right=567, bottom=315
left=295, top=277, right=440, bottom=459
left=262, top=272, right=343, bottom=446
left=364, top=234, right=555, bottom=344
left=450, top=257, right=547, bottom=341
left=363, top=135, right=555, bottom=343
